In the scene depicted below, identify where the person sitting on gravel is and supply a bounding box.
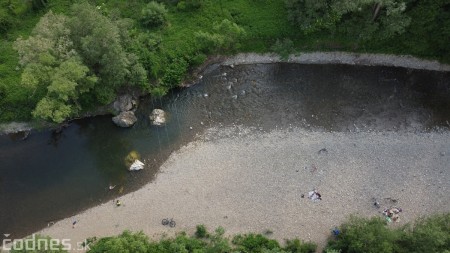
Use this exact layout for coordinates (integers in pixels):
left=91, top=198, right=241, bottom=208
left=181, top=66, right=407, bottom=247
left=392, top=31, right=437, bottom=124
left=308, top=190, right=322, bottom=201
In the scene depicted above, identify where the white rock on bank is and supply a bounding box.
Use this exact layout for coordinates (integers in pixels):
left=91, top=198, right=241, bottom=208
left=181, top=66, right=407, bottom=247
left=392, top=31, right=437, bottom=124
left=129, top=160, right=145, bottom=171
left=149, top=109, right=167, bottom=126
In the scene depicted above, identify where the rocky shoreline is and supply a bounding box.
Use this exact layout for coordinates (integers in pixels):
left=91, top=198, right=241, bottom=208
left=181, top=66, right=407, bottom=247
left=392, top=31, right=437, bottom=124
left=223, top=52, right=450, bottom=71
left=1, top=52, right=449, bottom=135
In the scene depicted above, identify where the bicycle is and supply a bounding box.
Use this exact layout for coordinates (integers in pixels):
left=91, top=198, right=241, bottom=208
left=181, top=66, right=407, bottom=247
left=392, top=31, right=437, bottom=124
left=161, top=218, right=176, bottom=227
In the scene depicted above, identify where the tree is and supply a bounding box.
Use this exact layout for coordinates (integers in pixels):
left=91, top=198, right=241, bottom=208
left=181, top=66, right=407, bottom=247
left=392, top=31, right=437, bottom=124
left=140, top=1, right=168, bottom=28
left=13, top=3, right=147, bottom=123
left=32, top=58, right=97, bottom=123
left=285, top=0, right=411, bottom=40
left=14, top=11, right=96, bottom=123
left=69, top=3, right=145, bottom=104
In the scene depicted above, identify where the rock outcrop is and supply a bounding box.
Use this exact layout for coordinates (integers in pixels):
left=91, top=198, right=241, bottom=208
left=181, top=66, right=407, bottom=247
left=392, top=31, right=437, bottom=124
left=112, top=111, right=137, bottom=127
left=149, top=109, right=167, bottom=126
left=112, top=94, right=137, bottom=114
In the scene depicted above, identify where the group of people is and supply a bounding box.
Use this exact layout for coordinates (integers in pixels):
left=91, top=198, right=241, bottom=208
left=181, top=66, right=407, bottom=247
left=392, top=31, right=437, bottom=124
left=382, top=207, right=402, bottom=222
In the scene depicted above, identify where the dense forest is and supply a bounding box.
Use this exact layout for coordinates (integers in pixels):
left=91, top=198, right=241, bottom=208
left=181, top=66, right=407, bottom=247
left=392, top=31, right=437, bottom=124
left=0, top=0, right=449, bottom=123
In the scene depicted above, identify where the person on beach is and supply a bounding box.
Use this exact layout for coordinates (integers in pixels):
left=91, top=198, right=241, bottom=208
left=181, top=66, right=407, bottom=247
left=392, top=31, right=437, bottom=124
left=116, top=200, right=121, bottom=207
left=72, top=220, right=77, bottom=228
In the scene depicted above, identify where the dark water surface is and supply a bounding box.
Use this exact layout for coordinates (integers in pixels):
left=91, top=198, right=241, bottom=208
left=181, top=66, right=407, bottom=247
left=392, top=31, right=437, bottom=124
left=1, top=63, right=449, bottom=240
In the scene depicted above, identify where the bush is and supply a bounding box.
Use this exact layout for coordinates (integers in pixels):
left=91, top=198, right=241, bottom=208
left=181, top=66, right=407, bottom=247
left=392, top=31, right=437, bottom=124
left=195, top=224, right=208, bottom=238
left=271, top=38, right=295, bottom=60
left=88, top=231, right=150, bottom=253
left=0, top=9, right=14, bottom=35
left=160, top=58, right=189, bottom=87
left=326, top=216, right=399, bottom=253
left=397, top=213, right=450, bottom=253
left=195, top=19, right=246, bottom=53
left=140, top=1, right=168, bottom=28
left=176, top=0, right=204, bottom=12
left=232, top=233, right=281, bottom=252
left=284, top=239, right=317, bottom=253
left=326, top=214, right=450, bottom=253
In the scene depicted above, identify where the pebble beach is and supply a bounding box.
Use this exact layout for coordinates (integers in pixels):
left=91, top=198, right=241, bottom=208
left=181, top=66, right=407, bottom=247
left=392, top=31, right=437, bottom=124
left=38, top=126, right=450, bottom=251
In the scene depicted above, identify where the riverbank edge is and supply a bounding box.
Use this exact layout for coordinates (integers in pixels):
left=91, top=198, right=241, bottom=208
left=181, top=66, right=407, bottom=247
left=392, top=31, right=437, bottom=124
left=222, top=52, right=450, bottom=71
left=2, top=51, right=449, bottom=135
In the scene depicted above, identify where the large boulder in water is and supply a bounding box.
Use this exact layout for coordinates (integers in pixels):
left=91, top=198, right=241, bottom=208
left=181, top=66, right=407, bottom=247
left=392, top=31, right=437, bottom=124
left=112, top=94, right=137, bottom=113
left=149, top=109, right=167, bottom=126
left=112, top=111, right=137, bottom=127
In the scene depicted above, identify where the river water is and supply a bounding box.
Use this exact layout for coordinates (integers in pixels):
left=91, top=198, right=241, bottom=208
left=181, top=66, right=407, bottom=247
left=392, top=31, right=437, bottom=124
left=0, top=63, right=449, bottom=240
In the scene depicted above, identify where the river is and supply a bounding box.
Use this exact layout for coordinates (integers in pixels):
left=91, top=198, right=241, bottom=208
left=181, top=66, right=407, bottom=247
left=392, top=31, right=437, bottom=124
left=1, top=63, right=449, bottom=241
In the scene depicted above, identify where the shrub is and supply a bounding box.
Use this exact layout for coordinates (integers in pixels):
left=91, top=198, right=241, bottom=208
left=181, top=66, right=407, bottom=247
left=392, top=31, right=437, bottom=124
left=284, top=239, right=317, bottom=253
left=195, top=19, right=246, bottom=53
left=0, top=9, right=14, bottom=35
left=160, top=58, right=189, bottom=87
left=195, top=224, right=208, bottom=238
left=326, top=216, right=399, bottom=253
left=271, top=38, right=295, bottom=60
left=140, top=1, right=168, bottom=28
left=232, top=233, right=281, bottom=252
left=397, top=213, right=450, bottom=253
left=88, top=231, right=150, bottom=253
left=176, top=0, right=204, bottom=12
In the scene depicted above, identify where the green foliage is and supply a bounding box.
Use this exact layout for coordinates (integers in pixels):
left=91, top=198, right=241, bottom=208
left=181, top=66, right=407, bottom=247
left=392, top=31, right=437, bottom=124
left=326, top=216, right=399, bottom=253
left=397, top=213, right=450, bottom=253
left=232, top=233, right=281, bottom=252
left=271, top=38, right=295, bottom=60
left=9, top=234, right=67, bottom=253
left=195, top=224, right=208, bottom=238
left=195, top=19, right=246, bottom=53
left=69, top=2, right=139, bottom=103
left=161, top=58, right=189, bottom=87
left=141, top=1, right=168, bottom=28
left=11, top=3, right=146, bottom=122
left=326, top=213, right=450, bottom=253
left=88, top=230, right=150, bottom=253
left=176, top=0, right=204, bottom=12
left=285, top=0, right=337, bottom=34
left=0, top=8, right=14, bottom=34
left=13, top=11, right=97, bottom=123
left=284, top=239, right=317, bottom=253
left=285, top=0, right=411, bottom=41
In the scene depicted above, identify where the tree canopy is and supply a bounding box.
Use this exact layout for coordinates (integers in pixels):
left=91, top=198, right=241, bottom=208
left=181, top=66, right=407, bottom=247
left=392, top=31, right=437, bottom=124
left=285, top=0, right=411, bottom=40
left=13, top=3, right=146, bottom=123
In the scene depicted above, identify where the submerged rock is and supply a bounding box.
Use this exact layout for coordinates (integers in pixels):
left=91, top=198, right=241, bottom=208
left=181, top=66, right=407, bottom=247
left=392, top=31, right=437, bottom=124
left=112, top=111, right=137, bottom=127
left=149, top=109, right=167, bottom=126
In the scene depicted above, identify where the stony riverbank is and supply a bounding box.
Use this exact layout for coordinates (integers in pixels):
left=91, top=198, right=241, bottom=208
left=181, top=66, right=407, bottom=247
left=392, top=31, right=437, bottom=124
left=37, top=126, right=450, bottom=252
